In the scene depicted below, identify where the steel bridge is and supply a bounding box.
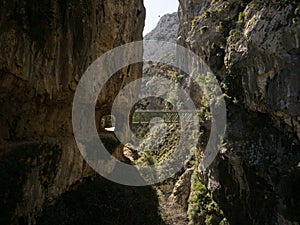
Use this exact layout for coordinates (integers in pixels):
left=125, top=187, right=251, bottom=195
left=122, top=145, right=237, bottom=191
left=131, top=110, right=202, bottom=124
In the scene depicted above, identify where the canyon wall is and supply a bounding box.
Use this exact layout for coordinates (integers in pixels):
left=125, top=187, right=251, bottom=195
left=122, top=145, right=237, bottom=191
left=1, top=0, right=299, bottom=224
left=0, top=0, right=145, bottom=224
left=177, top=0, right=300, bottom=224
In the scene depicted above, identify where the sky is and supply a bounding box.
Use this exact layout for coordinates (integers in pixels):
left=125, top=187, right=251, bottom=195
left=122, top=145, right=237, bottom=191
left=143, top=0, right=179, bottom=35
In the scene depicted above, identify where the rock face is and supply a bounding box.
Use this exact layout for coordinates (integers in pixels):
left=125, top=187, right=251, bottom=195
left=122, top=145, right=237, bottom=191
left=0, top=0, right=145, bottom=224
left=0, top=0, right=145, bottom=140
left=1, top=0, right=300, bottom=224
left=144, top=12, right=179, bottom=42
left=143, top=12, right=179, bottom=61
left=177, top=0, right=300, bottom=224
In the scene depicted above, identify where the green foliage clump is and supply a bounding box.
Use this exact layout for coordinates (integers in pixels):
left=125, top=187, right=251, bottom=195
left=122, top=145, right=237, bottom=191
left=205, top=11, right=212, bottom=18
left=217, top=8, right=224, bottom=14
left=238, top=12, right=245, bottom=23
left=291, top=5, right=299, bottom=24
left=228, top=29, right=239, bottom=41
left=292, top=18, right=298, bottom=24
left=200, top=26, right=209, bottom=34
left=136, top=149, right=158, bottom=165
left=192, top=16, right=201, bottom=29
left=211, top=43, right=216, bottom=49
left=188, top=170, right=228, bottom=225
left=229, top=29, right=237, bottom=36
left=216, top=22, right=223, bottom=32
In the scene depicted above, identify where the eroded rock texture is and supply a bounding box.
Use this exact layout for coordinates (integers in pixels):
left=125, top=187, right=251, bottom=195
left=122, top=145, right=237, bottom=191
left=144, top=12, right=179, bottom=42
left=177, top=0, right=300, bottom=224
left=0, top=0, right=145, bottom=224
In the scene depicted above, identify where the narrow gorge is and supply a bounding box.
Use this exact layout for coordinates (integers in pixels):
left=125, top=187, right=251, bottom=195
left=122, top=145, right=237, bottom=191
left=0, top=1, right=299, bottom=225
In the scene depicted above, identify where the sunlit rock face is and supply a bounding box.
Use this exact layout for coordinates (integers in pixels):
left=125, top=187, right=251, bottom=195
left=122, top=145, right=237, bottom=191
left=178, top=0, right=300, bottom=224
left=144, top=12, right=179, bottom=41
left=0, top=0, right=145, bottom=224
left=143, top=12, right=179, bottom=64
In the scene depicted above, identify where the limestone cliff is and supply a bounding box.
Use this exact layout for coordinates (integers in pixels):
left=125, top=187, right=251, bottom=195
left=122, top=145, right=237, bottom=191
left=177, top=0, right=300, bottom=224
left=144, top=12, right=179, bottom=42
left=143, top=12, right=179, bottom=63
left=0, top=0, right=145, bottom=224
left=1, top=0, right=300, bottom=224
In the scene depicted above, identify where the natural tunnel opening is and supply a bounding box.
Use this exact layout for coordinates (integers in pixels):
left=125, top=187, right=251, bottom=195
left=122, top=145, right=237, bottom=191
left=100, top=115, right=116, bottom=132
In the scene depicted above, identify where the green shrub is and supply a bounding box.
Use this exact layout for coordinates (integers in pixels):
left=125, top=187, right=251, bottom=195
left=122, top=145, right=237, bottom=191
left=292, top=18, right=298, bottom=24
left=238, top=12, right=245, bottom=23
left=200, top=26, right=209, bottom=34
left=217, top=8, right=224, bottom=14
left=205, top=11, right=211, bottom=18
left=216, top=22, right=223, bottom=32
left=188, top=170, right=227, bottom=225
left=192, top=16, right=201, bottom=29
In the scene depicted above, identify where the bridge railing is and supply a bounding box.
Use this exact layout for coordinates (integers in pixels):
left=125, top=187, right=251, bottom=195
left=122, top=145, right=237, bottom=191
left=131, top=110, right=204, bottom=124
